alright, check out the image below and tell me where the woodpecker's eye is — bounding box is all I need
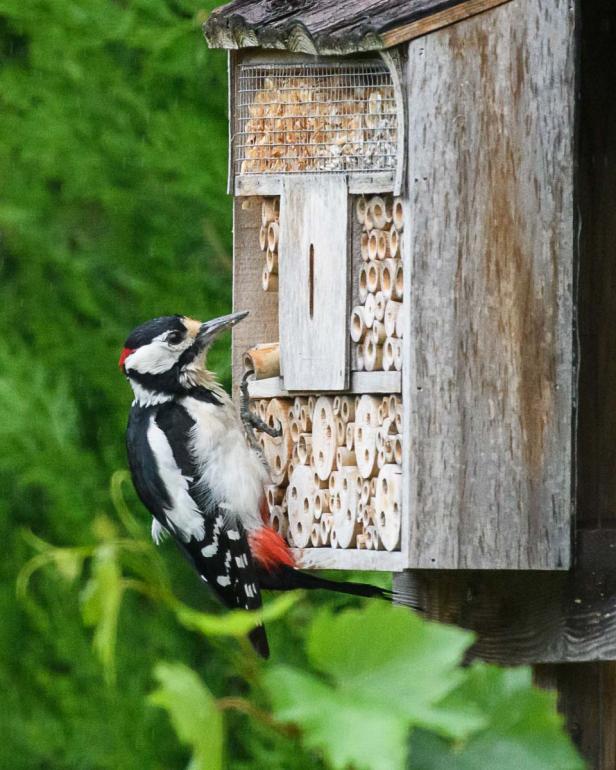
[167,331,184,345]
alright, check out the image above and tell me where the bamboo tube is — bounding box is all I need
[259,224,268,252]
[266,248,278,274]
[395,404,403,434]
[269,506,288,538]
[370,478,377,497]
[368,230,379,261]
[287,459,296,481]
[358,264,369,302]
[292,397,307,420]
[332,396,342,416]
[377,230,389,260]
[312,396,338,481]
[267,221,279,251]
[320,515,331,546]
[261,198,277,226]
[314,490,330,519]
[273,197,280,219]
[356,195,367,225]
[384,437,395,464]
[377,447,386,469]
[263,398,293,485]
[297,433,313,465]
[336,447,356,469]
[382,337,396,371]
[241,197,261,211]
[381,415,396,436]
[340,396,355,423]
[388,227,400,258]
[366,260,381,294]
[356,533,367,549]
[384,300,401,338]
[262,267,278,292]
[333,468,360,548]
[308,396,316,415]
[287,465,317,548]
[290,417,302,444]
[335,416,346,446]
[330,527,339,549]
[258,399,267,422]
[345,422,355,451]
[328,470,341,495]
[313,471,328,490]
[354,395,380,478]
[385,195,394,224]
[360,480,371,506]
[393,197,404,231]
[363,204,374,232]
[310,523,321,547]
[360,231,370,262]
[369,196,388,230]
[371,320,387,345]
[291,442,300,466]
[393,262,404,301]
[394,339,403,372]
[374,290,387,321]
[381,259,397,300]
[363,292,376,329]
[356,342,365,372]
[394,435,403,466]
[266,484,284,509]
[363,338,383,372]
[299,405,312,432]
[375,465,402,551]
[243,342,280,380]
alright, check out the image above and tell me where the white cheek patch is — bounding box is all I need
[126,341,180,375]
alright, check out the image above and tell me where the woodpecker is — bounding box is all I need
[120,312,391,658]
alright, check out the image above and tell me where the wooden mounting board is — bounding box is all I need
[247,372,402,399]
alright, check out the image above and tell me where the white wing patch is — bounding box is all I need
[147,418,205,543]
[151,518,168,545]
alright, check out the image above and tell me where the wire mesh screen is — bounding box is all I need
[234,61,398,175]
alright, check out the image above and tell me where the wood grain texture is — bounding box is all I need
[235,172,395,198]
[293,547,405,571]
[405,0,576,570]
[534,663,616,770]
[278,176,349,391]
[232,198,279,401]
[204,0,511,54]
[394,554,616,665]
[247,371,401,399]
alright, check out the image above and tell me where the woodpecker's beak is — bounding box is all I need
[195,310,249,348]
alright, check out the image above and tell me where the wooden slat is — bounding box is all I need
[381,0,512,47]
[394,561,616,665]
[231,199,279,401]
[279,176,350,391]
[534,663,616,769]
[405,0,576,570]
[234,172,395,198]
[247,371,401,398]
[293,547,405,571]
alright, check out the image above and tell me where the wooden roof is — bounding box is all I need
[204,0,512,55]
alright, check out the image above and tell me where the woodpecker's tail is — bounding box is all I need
[257,564,422,610]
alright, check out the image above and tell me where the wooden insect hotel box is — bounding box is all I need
[205,1,616,758]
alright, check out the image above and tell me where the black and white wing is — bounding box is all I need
[126,400,269,657]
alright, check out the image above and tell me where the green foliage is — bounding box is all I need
[263,604,584,770]
[150,662,224,770]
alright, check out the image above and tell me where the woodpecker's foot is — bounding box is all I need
[240,371,283,438]
[252,414,282,438]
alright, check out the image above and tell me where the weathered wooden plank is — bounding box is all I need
[247,371,402,399]
[381,0,512,47]
[294,547,405,571]
[405,0,576,570]
[279,176,350,391]
[232,199,279,401]
[534,663,616,770]
[394,554,616,665]
[205,0,513,54]
[234,173,395,197]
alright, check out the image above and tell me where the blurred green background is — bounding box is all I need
[0,3,585,769]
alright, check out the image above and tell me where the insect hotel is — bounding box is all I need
[205,0,616,762]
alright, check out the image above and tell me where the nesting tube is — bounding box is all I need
[369,196,388,230]
[262,267,278,292]
[384,300,401,338]
[364,338,383,372]
[393,198,404,231]
[267,221,279,252]
[243,342,280,380]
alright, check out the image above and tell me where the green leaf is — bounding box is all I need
[409,664,586,770]
[264,603,485,770]
[175,590,301,638]
[150,662,224,770]
[80,545,124,683]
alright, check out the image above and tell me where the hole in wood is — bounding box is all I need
[382,478,388,494]
[309,243,315,320]
[346,509,353,522]
[291,486,297,499]
[303,497,310,513]
[379,511,386,527]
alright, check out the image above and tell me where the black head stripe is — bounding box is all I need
[124,315,184,349]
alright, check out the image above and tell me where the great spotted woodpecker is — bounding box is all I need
[120,313,390,658]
